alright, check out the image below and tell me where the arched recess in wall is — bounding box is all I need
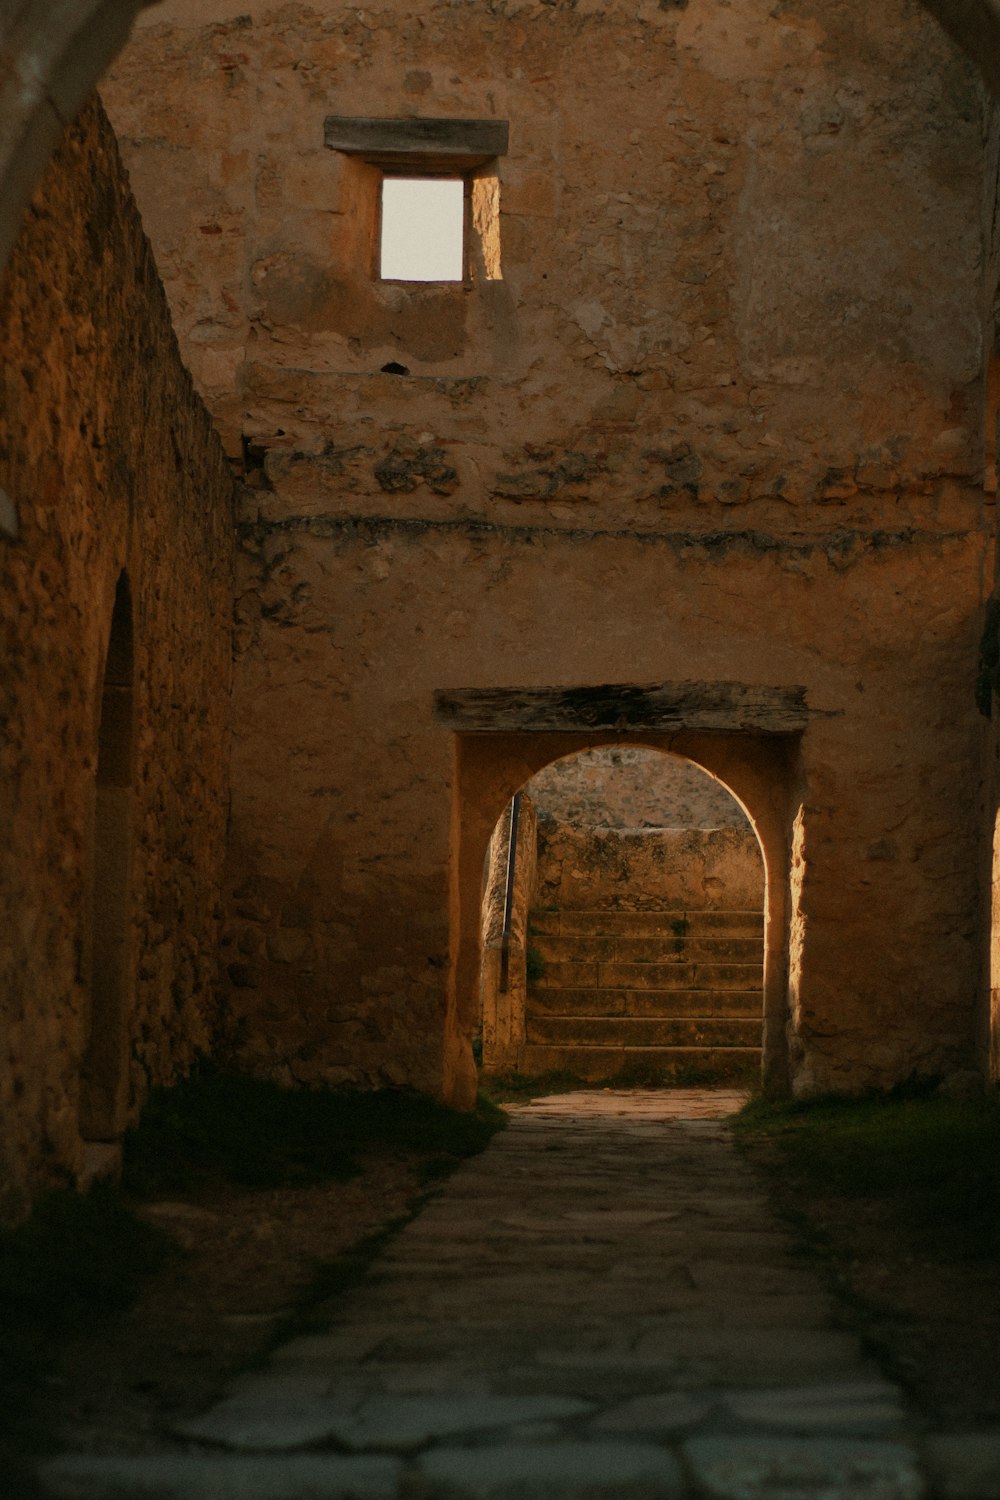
[477,745,767,1087]
[0,0,158,271]
[984,343,1000,498]
[79,570,136,1144]
[444,724,799,1111]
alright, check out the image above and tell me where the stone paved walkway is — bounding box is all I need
[39,1090,999,1499]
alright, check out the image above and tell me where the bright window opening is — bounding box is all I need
[380,176,464,282]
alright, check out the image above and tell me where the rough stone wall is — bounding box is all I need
[528,748,745,829]
[979,101,1000,1083]
[106,0,988,518]
[104,0,994,1097]
[479,793,538,1070]
[0,98,233,1213]
[535,823,764,915]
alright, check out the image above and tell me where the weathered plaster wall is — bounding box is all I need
[528,747,745,829]
[107,0,989,523]
[0,98,233,1213]
[104,0,993,1098]
[218,524,987,1098]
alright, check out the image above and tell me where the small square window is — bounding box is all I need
[380,176,465,282]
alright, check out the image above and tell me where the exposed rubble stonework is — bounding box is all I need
[534,824,764,918]
[6,0,1000,1222]
[98,0,998,1106]
[0,99,233,1214]
[528,748,747,831]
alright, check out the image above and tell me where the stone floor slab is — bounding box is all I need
[594,1392,715,1434]
[38,1454,401,1499]
[175,1392,594,1455]
[684,1436,926,1500]
[414,1441,687,1498]
[38,1091,939,1500]
[174,1396,356,1452]
[922,1433,1000,1499]
[724,1381,909,1435]
[319,1393,594,1452]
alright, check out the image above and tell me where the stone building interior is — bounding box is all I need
[6,0,1000,1218]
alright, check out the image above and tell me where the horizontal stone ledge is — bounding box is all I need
[325,115,509,168]
[238,512,979,559]
[435,681,829,733]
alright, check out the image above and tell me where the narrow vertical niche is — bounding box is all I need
[984,347,1000,498]
[79,572,135,1143]
[990,807,1000,1081]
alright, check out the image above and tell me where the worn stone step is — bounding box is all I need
[534,960,764,991]
[532,934,764,965]
[517,1043,761,1081]
[526,1016,762,1048]
[530,909,762,938]
[606,960,763,990]
[527,987,762,1019]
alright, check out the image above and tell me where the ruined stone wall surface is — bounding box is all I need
[535,821,764,914]
[527,748,745,829]
[979,103,1000,1084]
[107,0,990,517]
[480,793,537,1070]
[0,99,233,1212]
[104,0,994,1096]
[219,525,987,1096]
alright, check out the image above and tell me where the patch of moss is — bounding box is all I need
[124,1071,506,1198]
[484,1056,757,1101]
[481,1069,593,1103]
[732,1089,1000,1257]
[525,946,545,983]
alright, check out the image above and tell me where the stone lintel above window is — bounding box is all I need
[324,116,509,171]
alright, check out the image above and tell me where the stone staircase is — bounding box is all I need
[520,908,763,1082]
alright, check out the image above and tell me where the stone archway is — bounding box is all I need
[0,1,159,270]
[79,571,136,1163]
[439,684,808,1108]
[478,745,767,1086]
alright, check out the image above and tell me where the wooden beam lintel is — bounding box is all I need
[325,116,509,168]
[434,682,827,735]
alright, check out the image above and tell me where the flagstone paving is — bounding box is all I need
[38,1090,1000,1499]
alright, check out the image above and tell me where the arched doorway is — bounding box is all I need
[79,571,135,1159]
[443,717,802,1110]
[478,747,766,1086]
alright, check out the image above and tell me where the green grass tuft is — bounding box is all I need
[123,1071,506,1197]
[481,1069,593,1102]
[732,1089,1000,1258]
[483,1057,758,1101]
[0,1186,171,1336]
